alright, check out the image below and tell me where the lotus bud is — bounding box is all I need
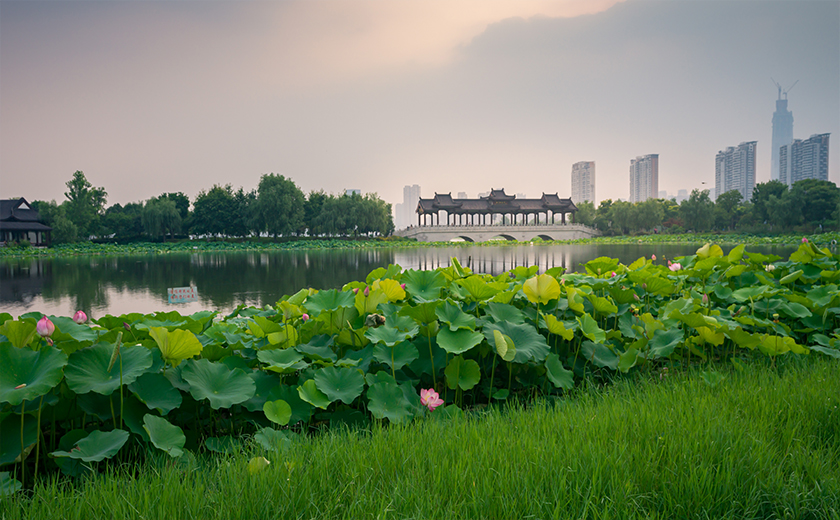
[802,237,808,243]
[14,383,26,390]
[301,313,309,322]
[765,264,776,272]
[651,254,656,261]
[73,310,88,324]
[123,322,131,331]
[353,288,359,294]
[363,286,370,297]
[702,293,709,305]
[36,316,55,337]
[611,272,616,278]
[401,283,406,290]
[633,293,640,301]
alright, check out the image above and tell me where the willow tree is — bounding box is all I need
[255,174,305,238]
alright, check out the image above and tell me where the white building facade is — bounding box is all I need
[571,161,596,204]
[629,154,659,203]
[714,141,757,202]
[779,133,831,187]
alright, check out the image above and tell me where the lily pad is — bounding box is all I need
[263,399,292,425]
[444,355,481,391]
[128,372,182,415]
[436,328,484,355]
[484,321,550,364]
[545,353,575,389]
[0,344,68,406]
[401,269,446,302]
[366,379,413,423]
[50,429,130,462]
[297,379,331,409]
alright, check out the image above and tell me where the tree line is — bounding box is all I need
[32,171,394,244]
[570,179,840,236]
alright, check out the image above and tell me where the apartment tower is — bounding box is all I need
[629,155,659,203]
[771,87,794,182]
[779,133,831,187]
[571,161,596,204]
[715,141,757,202]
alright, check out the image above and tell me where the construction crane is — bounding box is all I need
[772,78,799,100]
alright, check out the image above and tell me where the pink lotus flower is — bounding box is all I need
[802,237,808,243]
[363,286,370,297]
[353,288,359,294]
[420,388,444,411]
[400,283,406,290]
[301,313,309,322]
[651,254,656,261]
[73,310,88,324]
[36,316,55,337]
[610,272,616,277]
[702,293,709,305]
[669,263,682,271]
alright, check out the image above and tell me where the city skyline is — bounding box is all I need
[715,141,757,203]
[1,1,838,211]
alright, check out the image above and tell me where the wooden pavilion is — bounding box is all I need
[0,198,52,246]
[416,189,578,227]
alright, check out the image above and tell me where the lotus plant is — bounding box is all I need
[36,316,54,337]
[420,388,444,411]
[73,310,88,324]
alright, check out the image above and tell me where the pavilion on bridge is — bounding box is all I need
[416,189,578,227]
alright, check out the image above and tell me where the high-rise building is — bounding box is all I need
[771,87,794,181]
[676,189,688,203]
[779,133,831,187]
[571,161,596,204]
[395,184,421,229]
[629,155,659,203]
[715,141,757,202]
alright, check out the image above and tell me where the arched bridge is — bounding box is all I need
[394,223,600,242]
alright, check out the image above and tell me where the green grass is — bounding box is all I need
[3,358,838,519]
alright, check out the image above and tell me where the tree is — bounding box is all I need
[305,190,328,236]
[574,201,596,227]
[767,192,801,229]
[680,189,714,232]
[159,192,190,221]
[254,174,305,238]
[632,199,664,232]
[192,185,238,237]
[608,201,633,235]
[230,188,257,238]
[750,180,787,224]
[102,202,144,241]
[142,198,181,240]
[64,171,107,239]
[593,199,614,234]
[714,189,743,231]
[790,179,840,227]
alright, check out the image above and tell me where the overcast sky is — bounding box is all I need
[1,0,838,212]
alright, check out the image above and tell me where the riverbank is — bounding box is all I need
[2,231,838,259]
[2,358,837,519]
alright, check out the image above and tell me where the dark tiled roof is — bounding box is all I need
[0,221,52,231]
[0,198,51,230]
[416,189,577,214]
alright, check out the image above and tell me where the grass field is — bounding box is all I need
[3,357,838,519]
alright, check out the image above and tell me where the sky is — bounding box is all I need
[1,0,838,215]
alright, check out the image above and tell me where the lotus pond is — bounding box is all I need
[1,241,839,496]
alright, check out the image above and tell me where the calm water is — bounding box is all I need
[1,243,795,319]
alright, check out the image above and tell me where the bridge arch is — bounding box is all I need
[487,234,517,242]
[451,236,475,243]
[536,234,554,241]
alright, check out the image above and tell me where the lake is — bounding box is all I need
[0,243,795,319]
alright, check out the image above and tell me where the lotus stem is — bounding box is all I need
[20,399,25,489]
[110,395,117,431]
[488,354,497,403]
[427,334,436,389]
[507,362,513,395]
[391,346,396,380]
[34,396,44,483]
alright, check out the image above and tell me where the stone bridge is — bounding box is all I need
[394,224,600,242]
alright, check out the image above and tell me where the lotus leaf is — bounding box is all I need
[242,371,282,412]
[565,286,586,313]
[809,346,840,359]
[444,356,481,391]
[543,315,575,341]
[365,325,414,347]
[436,328,484,355]
[51,429,130,462]
[376,279,406,302]
[313,366,366,404]
[267,385,312,425]
[577,314,606,344]
[297,379,331,409]
[522,274,562,305]
[366,379,413,423]
[580,341,620,370]
[65,342,152,395]
[0,344,68,406]
[696,326,725,346]
[204,436,242,454]
[544,353,574,389]
[618,347,645,373]
[399,301,442,326]
[727,244,746,263]
[373,341,420,370]
[492,330,515,361]
[296,343,338,363]
[254,427,294,452]
[258,348,309,373]
[401,269,447,302]
[49,316,100,344]
[484,321,549,364]
[263,399,292,425]
[645,276,675,295]
[149,326,203,367]
[807,285,837,308]
[355,288,389,315]
[180,359,256,409]
[128,372,182,414]
[304,289,356,317]
[510,265,539,280]
[648,328,684,358]
[435,301,476,331]
[455,276,502,301]
[486,302,526,325]
[758,335,807,356]
[0,320,36,348]
[588,295,618,315]
[780,269,803,285]
[0,472,21,497]
[143,414,186,457]
[0,413,38,465]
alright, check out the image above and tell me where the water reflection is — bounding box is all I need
[1,243,795,318]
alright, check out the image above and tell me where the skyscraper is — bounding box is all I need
[571,161,596,204]
[779,133,831,187]
[397,184,421,229]
[629,155,659,203]
[771,85,794,181]
[715,141,757,202]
